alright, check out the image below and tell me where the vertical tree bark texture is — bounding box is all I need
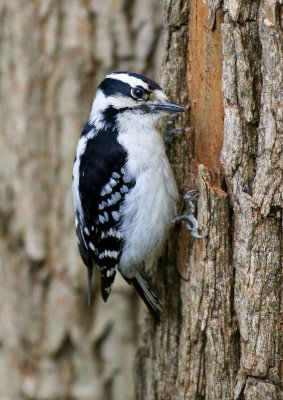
[0,1,163,399]
[135,1,282,399]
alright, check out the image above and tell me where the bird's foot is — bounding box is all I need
[164,112,184,147]
[174,190,208,239]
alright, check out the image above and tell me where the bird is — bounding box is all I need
[72,72,184,320]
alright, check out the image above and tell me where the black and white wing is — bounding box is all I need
[72,124,134,303]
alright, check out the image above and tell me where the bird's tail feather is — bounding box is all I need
[126,270,161,321]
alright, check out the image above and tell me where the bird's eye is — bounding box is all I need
[131,86,148,101]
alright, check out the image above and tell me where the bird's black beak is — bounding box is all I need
[151,101,185,113]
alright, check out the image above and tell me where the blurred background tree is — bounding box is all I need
[0,1,163,399]
[0,1,282,400]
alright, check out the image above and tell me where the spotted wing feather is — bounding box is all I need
[74,126,135,301]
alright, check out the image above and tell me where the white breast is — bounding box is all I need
[116,111,178,276]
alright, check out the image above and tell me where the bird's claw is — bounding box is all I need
[164,113,184,146]
[174,190,208,239]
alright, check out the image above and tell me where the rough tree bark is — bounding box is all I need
[0,1,163,399]
[135,1,282,400]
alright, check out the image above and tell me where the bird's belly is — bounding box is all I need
[119,158,177,274]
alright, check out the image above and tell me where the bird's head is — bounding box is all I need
[89,72,185,129]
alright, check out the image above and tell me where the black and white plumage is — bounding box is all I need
[72,72,184,319]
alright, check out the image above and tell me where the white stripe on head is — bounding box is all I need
[106,73,149,91]
[90,88,140,123]
[154,89,168,102]
[108,96,139,109]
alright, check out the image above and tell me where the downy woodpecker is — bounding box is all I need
[72,72,184,319]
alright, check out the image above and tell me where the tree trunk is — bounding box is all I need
[135,1,282,399]
[0,1,162,399]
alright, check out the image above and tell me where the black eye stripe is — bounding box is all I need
[98,78,150,102]
[99,78,132,97]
